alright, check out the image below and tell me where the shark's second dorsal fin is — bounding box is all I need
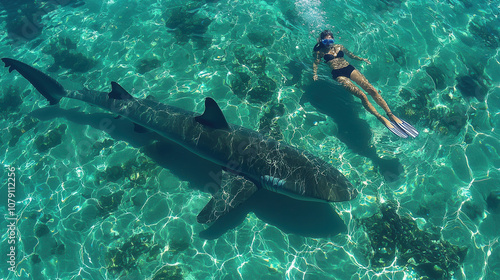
[109,82,134,100]
[195,97,230,130]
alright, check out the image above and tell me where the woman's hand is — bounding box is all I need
[363,58,371,65]
[313,74,318,81]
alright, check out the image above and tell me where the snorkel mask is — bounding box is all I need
[322,38,335,46]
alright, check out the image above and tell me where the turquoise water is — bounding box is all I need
[1,0,500,279]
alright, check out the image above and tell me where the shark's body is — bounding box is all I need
[2,58,357,223]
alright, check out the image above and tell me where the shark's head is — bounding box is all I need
[309,161,358,202]
[259,148,358,203]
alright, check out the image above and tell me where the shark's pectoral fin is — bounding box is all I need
[197,171,258,224]
[109,82,134,100]
[195,97,230,130]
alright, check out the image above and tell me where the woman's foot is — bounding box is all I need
[387,112,401,123]
[378,116,408,138]
[387,113,419,138]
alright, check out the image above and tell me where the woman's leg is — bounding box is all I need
[348,69,419,138]
[349,70,400,123]
[336,76,393,127]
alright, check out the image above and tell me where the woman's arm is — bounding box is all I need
[341,45,371,64]
[313,51,322,80]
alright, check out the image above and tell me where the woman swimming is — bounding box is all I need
[312,30,418,138]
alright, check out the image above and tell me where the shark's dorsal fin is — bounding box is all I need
[195,97,230,130]
[109,82,134,100]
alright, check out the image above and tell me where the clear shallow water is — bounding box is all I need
[0,0,499,279]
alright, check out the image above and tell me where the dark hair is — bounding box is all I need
[313,30,334,51]
[320,30,334,39]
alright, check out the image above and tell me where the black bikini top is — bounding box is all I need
[324,51,344,62]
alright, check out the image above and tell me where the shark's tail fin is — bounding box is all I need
[2,58,66,105]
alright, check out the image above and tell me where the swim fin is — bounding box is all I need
[384,121,409,138]
[394,119,419,138]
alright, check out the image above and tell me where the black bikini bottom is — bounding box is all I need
[331,65,355,79]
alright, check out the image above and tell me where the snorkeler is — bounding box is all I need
[312,30,418,138]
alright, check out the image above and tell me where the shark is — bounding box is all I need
[2,58,358,224]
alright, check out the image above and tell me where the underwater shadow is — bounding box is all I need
[301,80,403,181]
[199,189,347,240]
[31,106,348,239]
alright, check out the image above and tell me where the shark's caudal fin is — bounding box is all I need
[195,97,230,130]
[197,171,258,224]
[2,58,66,105]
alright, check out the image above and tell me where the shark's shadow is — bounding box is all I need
[301,80,403,181]
[31,106,348,239]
